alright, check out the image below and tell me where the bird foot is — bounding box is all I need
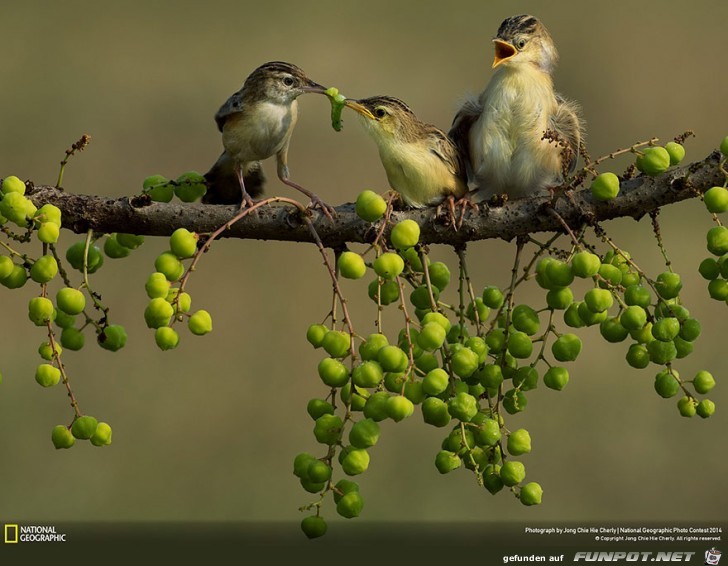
[237,192,257,213]
[438,193,479,230]
[307,195,337,222]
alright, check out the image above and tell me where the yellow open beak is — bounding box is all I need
[492,39,517,68]
[344,99,376,120]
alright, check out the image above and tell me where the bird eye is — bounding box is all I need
[516,38,527,49]
[282,76,295,87]
[375,108,386,118]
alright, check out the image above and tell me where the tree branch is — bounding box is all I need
[25,152,723,248]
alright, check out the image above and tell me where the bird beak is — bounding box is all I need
[344,99,376,120]
[492,39,517,68]
[301,80,327,94]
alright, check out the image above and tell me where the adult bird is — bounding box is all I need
[450,15,583,200]
[202,61,335,219]
[344,95,467,209]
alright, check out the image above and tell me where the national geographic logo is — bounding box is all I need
[3,524,67,543]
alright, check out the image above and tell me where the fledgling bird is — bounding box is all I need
[202,61,335,218]
[449,15,583,200]
[345,96,467,208]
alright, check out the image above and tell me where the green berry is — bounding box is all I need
[652,317,680,341]
[647,339,677,365]
[482,286,504,308]
[543,366,569,390]
[435,450,461,474]
[98,324,127,352]
[35,203,61,227]
[293,452,316,478]
[677,396,697,418]
[599,317,628,343]
[513,366,538,390]
[503,389,528,414]
[65,241,103,273]
[322,330,350,358]
[60,327,85,350]
[699,258,720,280]
[38,340,62,361]
[300,477,326,494]
[421,397,451,427]
[655,272,682,299]
[71,415,98,440]
[546,287,573,310]
[696,399,715,418]
[28,297,55,326]
[512,304,540,335]
[563,303,585,328]
[664,141,685,166]
[367,278,399,305]
[313,414,343,445]
[333,479,360,504]
[520,482,543,506]
[507,331,533,359]
[349,418,381,448]
[507,429,532,456]
[2,175,25,194]
[584,288,613,313]
[428,262,451,291]
[707,226,728,256]
[116,233,145,249]
[626,343,650,369]
[363,391,390,422]
[590,172,620,201]
[693,370,715,394]
[154,252,184,282]
[30,254,58,283]
[390,219,420,249]
[477,364,503,389]
[447,392,478,422]
[90,422,112,446]
[300,516,327,539]
[56,288,86,315]
[484,465,504,494]
[620,306,647,331]
[571,251,601,278]
[373,252,404,279]
[451,347,480,378]
[598,263,622,287]
[306,460,332,483]
[341,448,369,475]
[103,234,131,259]
[318,358,349,388]
[35,363,61,387]
[352,361,384,388]
[359,333,389,360]
[679,318,701,342]
[654,369,680,398]
[0,192,30,226]
[306,399,334,420]
[386,395,414,422]
[476,419,501,447]
[336,491,364,519]
[155,327,179,350]
[377,345,408,373]
[144,298,174,329]
[552,333,582,362]
[422,368,449,396]
[174,171,207,202]
[637,146,670,175]
[500,461,526,486]
[38,222,60,244]
[338,251,366,279]
[355,190,387,222]
[708,279,728,300]
[188,310,212,335]
[145,272,171,299]
[624,285,651,308]
[0,255,13,280]
[51,425,75,449]
[704,186,728,213]
[169,228,198,259]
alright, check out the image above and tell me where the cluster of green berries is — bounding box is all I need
[141,172,207,203]
[51,416,112,449]
[144,228,212,350]
[590,141,685,202]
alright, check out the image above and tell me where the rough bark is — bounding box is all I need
[24,152,723,248]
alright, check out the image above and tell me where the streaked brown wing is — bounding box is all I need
[551,93,583,174]
[214,89,246,132]
[427,126,466,185]
[448,96,481,179]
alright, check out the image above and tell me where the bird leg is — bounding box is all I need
[276,159,336,221]
[236,166,256,211]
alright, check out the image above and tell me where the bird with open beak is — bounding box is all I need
[450,15,583,200]
[203,61,335,219]
[344,95,467,210]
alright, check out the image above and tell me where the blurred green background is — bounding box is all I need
[0,0,726,527]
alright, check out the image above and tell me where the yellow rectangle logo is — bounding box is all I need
[4,524,19,544]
